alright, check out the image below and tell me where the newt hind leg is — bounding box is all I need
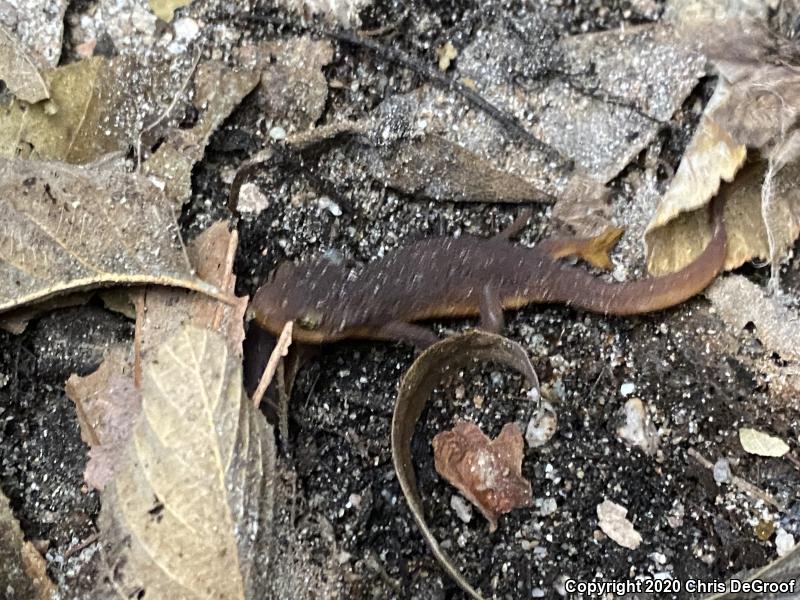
[537,226,624,270]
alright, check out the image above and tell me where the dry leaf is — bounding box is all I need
[392,331,540,600]
[739,428,790,457]
[135,221,249,358]
[0,489,55,599]
[0,56,176,163]
[286,21,702,206]
[706,274,800,363]
[97,325,275,598]
[236,37,333,133]
[0,23,49,102]
[148,0,192,21]
[0,0,66,68]
[646,23,800,276]
[142,62,262,209]
[0,158,225,315]
[597,499,642,550]
[433,421,532,532]
[65,346,139,490]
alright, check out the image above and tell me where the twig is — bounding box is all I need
[251,321,293,408]
[687,448,783,510]
[242,13,568,167]
[64,532,100,559]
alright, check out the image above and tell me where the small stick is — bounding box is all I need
[133,291,145,389]
[687,448,783,510]
[64,532,100,559]
[251,321,293,408]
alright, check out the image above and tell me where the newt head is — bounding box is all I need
[251,259,350,344]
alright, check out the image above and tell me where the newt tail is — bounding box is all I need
[252,197,727,347]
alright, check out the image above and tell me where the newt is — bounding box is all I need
[252,197,726,348]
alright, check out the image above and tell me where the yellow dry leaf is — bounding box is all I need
[148,0,193,22]
[0,56,173,163]
[98,325,275,598]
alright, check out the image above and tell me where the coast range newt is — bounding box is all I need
[252,198,726,348]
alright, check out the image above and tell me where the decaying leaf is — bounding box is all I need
[0,0,67,68]
[237,37,333,134]
[0,56,177,163]
[0,158,226,316]
[142,62,262,209]
[285,20,702,208]
[433,421,532,532]
[148,0,192,21]
[135,221,249,358]
[597,499,642,550]
[0,489,55,599]
[0,24,49,103]
[97,325,275,598]
[739,428,790,458]
[646,22,800,276]
[706,274,800,364]
[65,346,139,490]
[703,543,800,600]
[392,331,540,600]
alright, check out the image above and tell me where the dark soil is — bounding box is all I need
[1,1,798,599]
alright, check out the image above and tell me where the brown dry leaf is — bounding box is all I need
[392,331,540,600]
[0,56,176,163]
[142,62,261,209]
[135,221,249,358]
[0,23,49,103]
[645,22,800,275]
[97,325,275,599]
[0,158,226,315]
[236,37,333,133]
[64,346,139,490]
[597,499,642,550]
[0,489,55,599]
[433,421,532,532]
[148,0,192,21]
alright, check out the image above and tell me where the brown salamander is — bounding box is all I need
[252,197,726,348]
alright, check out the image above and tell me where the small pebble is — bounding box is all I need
[173,17,199,41]
[451,495,473,524]
[269,126,287,141]
[776,529,796,557]
[525,401,557,448]
[616,398,659,455]
[620,382,636,396]
[318,196,342,216]
[713,458,732,484]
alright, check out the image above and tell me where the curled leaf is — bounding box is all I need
[97,325,275,598]
[433,421,532,532]
[392,331,539,600]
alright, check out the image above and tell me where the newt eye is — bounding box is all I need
[296,309,323,330]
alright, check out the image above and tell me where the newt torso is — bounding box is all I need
[253,199,727,346]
